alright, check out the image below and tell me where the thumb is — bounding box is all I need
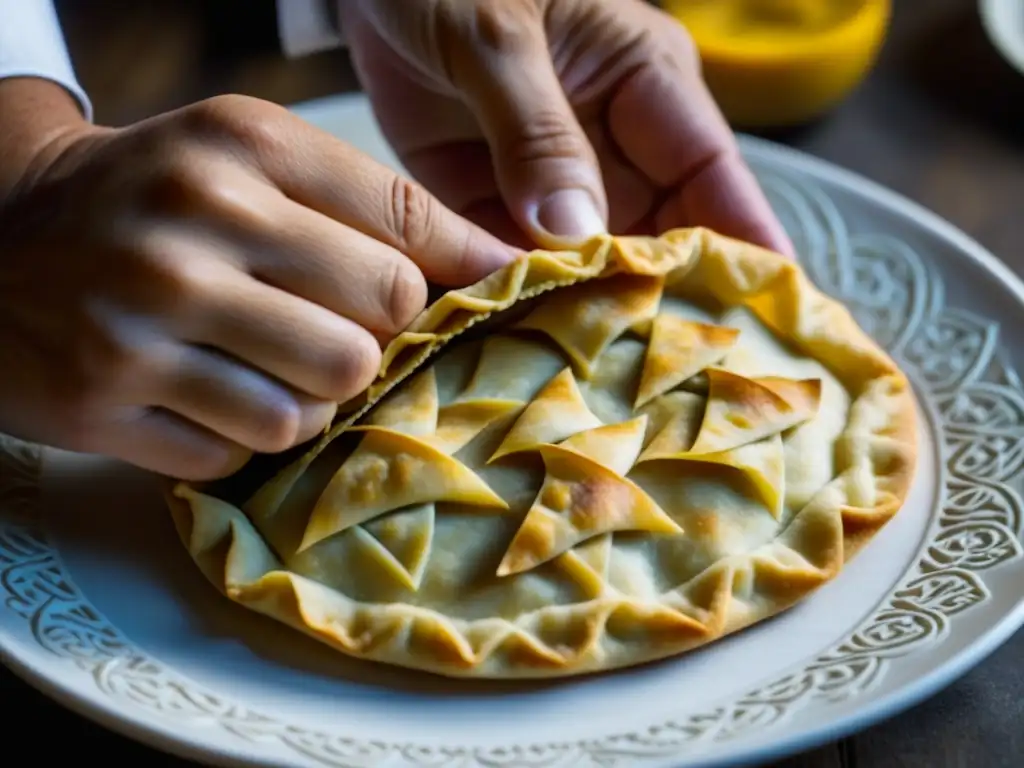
[448,6,607,246]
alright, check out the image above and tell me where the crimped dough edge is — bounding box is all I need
[163,227,918,679]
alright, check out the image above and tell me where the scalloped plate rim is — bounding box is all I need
[0,633,255,768]
[0,92,1021,768]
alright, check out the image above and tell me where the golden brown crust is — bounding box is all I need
[165,228,918,679]
[689,368,823,454]
[634,318,739,407]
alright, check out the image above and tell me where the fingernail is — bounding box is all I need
[533,189,606,241]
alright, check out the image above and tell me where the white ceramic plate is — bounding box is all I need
[2,94,1024,768]
[980,0,1024,75]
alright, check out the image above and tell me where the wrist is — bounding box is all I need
[0,77,94,201]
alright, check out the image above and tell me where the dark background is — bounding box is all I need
[2,0,1022,765]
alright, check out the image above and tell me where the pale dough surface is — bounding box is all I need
[166,229,917,679]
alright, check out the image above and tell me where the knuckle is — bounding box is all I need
[182,94,256,135]
[141,156,197,213]
[183,95,289,158]
[386,176,437,253]
[504,113,591,166]
[381,259,427,332]
[145,154,231,215]
[234,109,290,160]
[674,32,700,72]
[109,230,221,328]
[196,178,248,219]
[141,248,212,311]
[95,240,209,329]
[467,0,542,56]
[656,19,699,72]
[151,157,268,232]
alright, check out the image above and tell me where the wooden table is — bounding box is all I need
[3,0,1022,765]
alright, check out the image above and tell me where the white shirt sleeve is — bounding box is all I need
[276,0,346,58]
[0,0,92,120]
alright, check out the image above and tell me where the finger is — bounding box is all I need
[177,264,384,404]
[202,97,519,285]
[123,220,386,403]
[341,15,483,157]
[338,10,531,250]
[402,141,534,247]
[607,40,793,256]
[462,198,535,250]
[95,407,253,481]
[443,3,608,246]
[151,344,336,455]
[283,143,516,286]
[134,152,429,338]
[582,121,656,236]
[402,140,499,216]
[653,155,793,256]
[232,188,429,337]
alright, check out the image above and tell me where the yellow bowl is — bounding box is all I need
[662,0,891,128]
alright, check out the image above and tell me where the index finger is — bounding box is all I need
[606,31,794,256]
[192,96,520,286]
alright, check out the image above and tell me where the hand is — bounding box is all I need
[341,0,793,253]
[0,81,517,480]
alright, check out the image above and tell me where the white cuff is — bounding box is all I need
[277,0,347,58]
[0,0,93,121]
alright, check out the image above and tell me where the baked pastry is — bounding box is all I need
[165,228,917,679]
